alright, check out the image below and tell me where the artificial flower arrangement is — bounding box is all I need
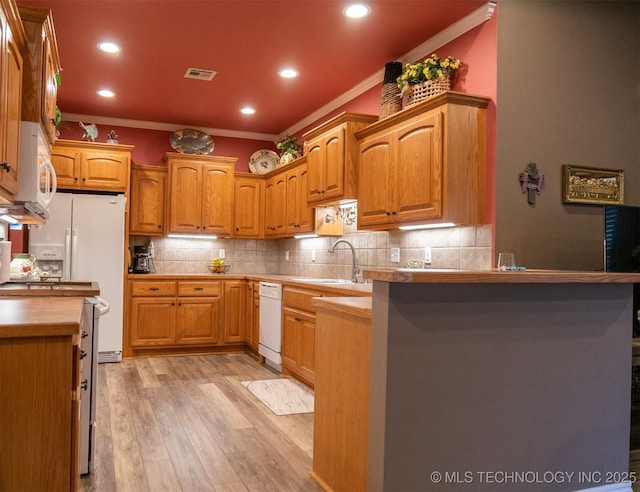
[396,53,461,97]
[275,134,303,164]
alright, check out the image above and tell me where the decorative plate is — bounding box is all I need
[170,128,215,155]
[249,149,279,174]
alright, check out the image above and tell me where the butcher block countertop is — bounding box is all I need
[0,297,85,338]
[363,268,640,283]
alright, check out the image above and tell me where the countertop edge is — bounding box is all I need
[362,268,640,284]
[313,296,372,318]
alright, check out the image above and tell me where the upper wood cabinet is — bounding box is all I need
[303,113,377,205]
[51,139,133,192]
[0,0,24,204]
[129,164,167,236]
[233,173,263,238]
[285,158,314,235]
[263,157,314,238]
[165,152,236,236]
[18,4,61,146]
[264,171,287,237]
[356,91,489,229]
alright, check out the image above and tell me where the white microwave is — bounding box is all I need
[15,121,57,214]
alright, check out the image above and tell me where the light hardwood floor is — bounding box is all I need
[80,353,321,492]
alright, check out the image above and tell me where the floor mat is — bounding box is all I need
[241,378,314,415]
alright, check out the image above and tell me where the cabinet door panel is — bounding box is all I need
[80,152,129,190]
[358,136,393,226]
[306,143,323,202]
[298,312,316,383]
[223,281,246,343]
[169,163,202,232]
[130,298,175,346]
[234,177,263,237]
[176,297,220,345]
[130,168,167,235]
[0,27,22,196]
[201,164,233,235]
[264,174,286,237]
[282,308,299,369]
[50,148,80,187]
[322,128,345,200]
[394,113,443,221]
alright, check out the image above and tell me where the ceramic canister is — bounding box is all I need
[0,241,11,283]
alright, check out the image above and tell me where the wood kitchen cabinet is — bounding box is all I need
[282,286,324,387]
[129,279,222,348]
[264,157,314,238]
[233,173,263,238]
[0,0,24,203]
[18,4,61,145]
[222,280,246,344]
[356,91,490,229]
[285,158,314,235]
[245,280,260,353]
[129,164,168,235]
[264,171,286,237]
[166,152,236,236]
[51,139,133,192]
[0,297,84,492]
[303,112,377,205]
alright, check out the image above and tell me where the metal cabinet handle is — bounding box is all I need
[81,380,88,391]
[194,287,204,291]
[80,350,87,360]
[0,162,11,173]
[149,287,159,291]
[82,331,88,338]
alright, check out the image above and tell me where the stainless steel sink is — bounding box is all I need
[290,278,354,285]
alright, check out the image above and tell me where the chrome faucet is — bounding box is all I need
[328,239,360,283]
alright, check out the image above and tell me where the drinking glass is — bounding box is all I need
[497,253,516,270]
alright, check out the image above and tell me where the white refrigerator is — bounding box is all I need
[29,193,126,362]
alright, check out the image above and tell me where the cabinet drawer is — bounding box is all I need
[131,281,177,297]
[283,287,323,313]
[178,281,221,297]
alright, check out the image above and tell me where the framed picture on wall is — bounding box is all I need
[562,165,624,205]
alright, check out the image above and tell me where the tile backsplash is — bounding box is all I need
[130,224,493,276]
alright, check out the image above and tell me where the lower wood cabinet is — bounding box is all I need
[130,279,222,348]
[282,286,325,387]
[128,278,247,355]
[245,280,260,352]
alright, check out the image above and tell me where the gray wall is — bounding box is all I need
[496,1,640,270]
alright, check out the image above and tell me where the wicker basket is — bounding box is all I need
[379,83,402,119]
[406,76,450,106]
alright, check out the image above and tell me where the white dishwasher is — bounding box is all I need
[259,281,283,371]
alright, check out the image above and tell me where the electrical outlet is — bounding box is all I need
[311,249,316,262]
[285,251,290,261]
[219,248,225,259]
[424,247,432,264]
[390,247,400,263]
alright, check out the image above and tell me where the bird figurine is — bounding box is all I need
[79,122,98,142]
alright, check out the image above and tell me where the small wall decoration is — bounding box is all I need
[562,165,624,205]
[519,162,544,205]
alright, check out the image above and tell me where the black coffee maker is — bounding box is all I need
[133,245,152,274]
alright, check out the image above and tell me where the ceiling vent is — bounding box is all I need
[184,68,216,81]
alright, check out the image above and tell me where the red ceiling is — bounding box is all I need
[20,0,487,137]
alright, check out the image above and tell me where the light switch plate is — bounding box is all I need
[219,249,225,259]
[390,247,400,263]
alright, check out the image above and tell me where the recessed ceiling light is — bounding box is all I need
[279,68,299,79]
[343,3,371,18]
[97,89,115,98]
[240,107,256,115]
[97,41,121,54]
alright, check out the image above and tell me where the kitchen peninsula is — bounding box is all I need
[358,269,640,492]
